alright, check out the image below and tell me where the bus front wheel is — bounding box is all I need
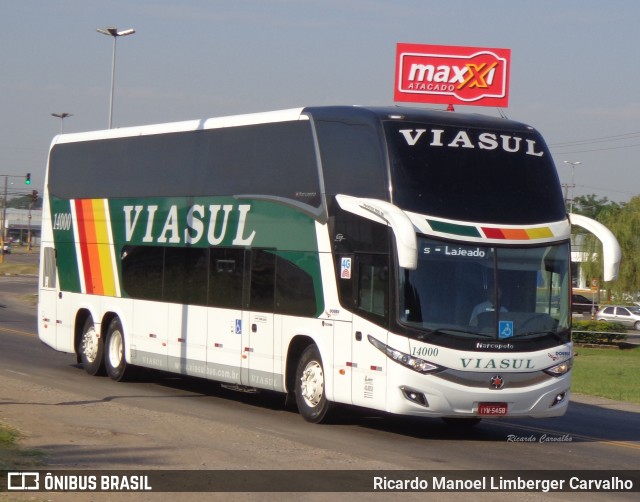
[104,317,131,381]
[295,345,332,423]
[80,316,105,376]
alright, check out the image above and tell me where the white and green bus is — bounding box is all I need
[38,106,620,424]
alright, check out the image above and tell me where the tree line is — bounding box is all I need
[6,194,43,210]
[573,194,639,302]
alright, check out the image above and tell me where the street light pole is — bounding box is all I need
[51,112,72,133]
[563,160,581,213]
[1,176,6,260]
[97,27,135,129]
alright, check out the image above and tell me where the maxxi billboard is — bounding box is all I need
[394,43,511,107]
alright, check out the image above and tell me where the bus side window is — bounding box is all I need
[121,246,164,301]
[209,248,245,309]
[275,252,320,317]
[249,249,276,312]
[163,247,209,305]
[42,247,57,288]
[356,254,389,319]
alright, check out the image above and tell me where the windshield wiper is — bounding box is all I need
[514,330,566,341]
[425,328,495,339]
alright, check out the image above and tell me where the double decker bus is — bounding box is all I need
[38,106,620,424]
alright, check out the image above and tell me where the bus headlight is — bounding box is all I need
[544,358,573,377]
[368,335,443,374]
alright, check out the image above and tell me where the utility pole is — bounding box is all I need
[28,190,38,252]
[0,176,6,264]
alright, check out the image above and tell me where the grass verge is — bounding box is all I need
[0,421,45,470]
[0,262,38,276]
[0,247,39,276]
[571,346,640,404]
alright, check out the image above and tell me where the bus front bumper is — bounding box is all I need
[386,368,571,419]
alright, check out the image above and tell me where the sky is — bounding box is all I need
[2,0,640,205]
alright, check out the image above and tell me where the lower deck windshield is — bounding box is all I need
[399,238,570,340]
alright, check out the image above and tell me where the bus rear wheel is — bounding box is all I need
[104,317,132,381]
[80,316,105,376]
[295,345,332,423]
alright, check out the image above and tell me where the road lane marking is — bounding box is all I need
[5,369,30,377]
[0,325,36,337]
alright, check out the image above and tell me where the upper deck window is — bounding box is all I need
[384,121,566,225]
[49,120,321,209]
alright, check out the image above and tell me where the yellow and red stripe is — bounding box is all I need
[481,226,554,240]
[425,217,557,241]
[74,199,118,296]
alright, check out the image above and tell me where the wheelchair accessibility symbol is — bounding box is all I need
[498,320,514,339]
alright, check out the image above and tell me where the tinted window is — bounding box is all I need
[209,248,244,309]
[275,251,319,316]
[357,253,389,318]
[384,121,566,224]
[120,245,321,316]
[49,121,321,208]
[330,202,391,254]
[163,247,209,305]
[314,119,387,199]
[121,246,164,301]
[249,250,276,312]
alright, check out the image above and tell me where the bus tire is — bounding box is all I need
[104,317,131,381]
[295,345,332,423]
[80,316,105,376]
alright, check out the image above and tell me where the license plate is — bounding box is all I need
[478,403,508,416]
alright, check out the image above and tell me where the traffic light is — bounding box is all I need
[32,190,38,202]
[25,173,31,185]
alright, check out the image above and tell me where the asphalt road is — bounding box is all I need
[0,274,639,501]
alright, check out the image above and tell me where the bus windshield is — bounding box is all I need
[399,238,571,341]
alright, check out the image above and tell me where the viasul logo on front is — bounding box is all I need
[394,43,511,107]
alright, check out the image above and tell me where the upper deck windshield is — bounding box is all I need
[399,238,571,342]
[384,120,566,224]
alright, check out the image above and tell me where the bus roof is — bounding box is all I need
[50,105,538,148]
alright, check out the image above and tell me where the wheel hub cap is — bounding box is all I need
[300,361,324,407]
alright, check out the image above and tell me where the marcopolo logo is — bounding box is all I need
[394,43,511,107]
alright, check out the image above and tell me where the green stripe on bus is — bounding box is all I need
[426,219,482,238]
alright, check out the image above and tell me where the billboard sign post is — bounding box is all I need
[394,43,511,108]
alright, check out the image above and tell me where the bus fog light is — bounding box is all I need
[401,387,429,407]
[550,391,567,407]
